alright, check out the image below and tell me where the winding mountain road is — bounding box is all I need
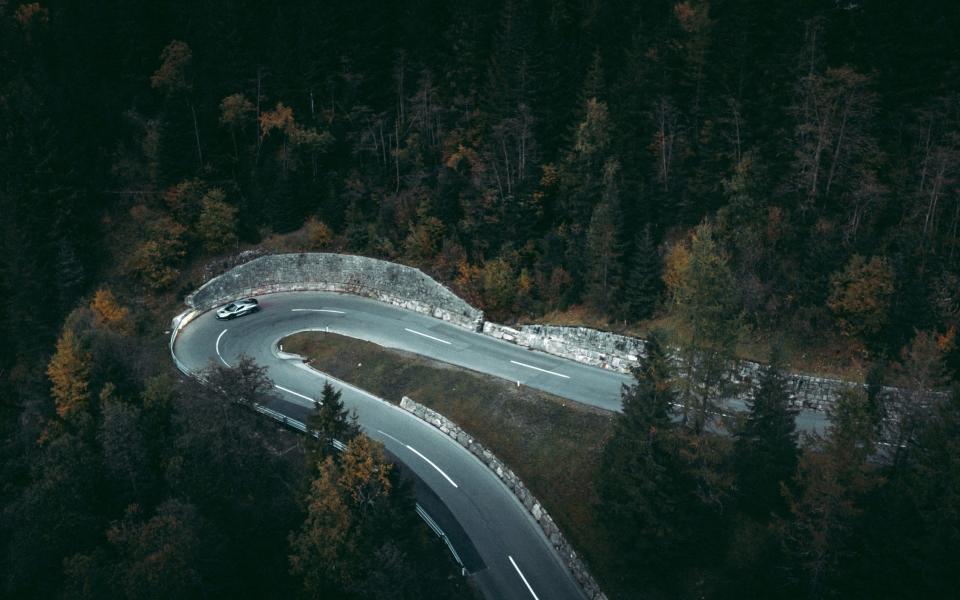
[171,290,830,600]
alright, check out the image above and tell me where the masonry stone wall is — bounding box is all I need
[483,322,646,372]
[399,396,608,600]
[483,322,869,411]
[186,252,484,330]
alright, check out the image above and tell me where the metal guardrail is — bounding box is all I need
[169,308,200,377]
[416,503,466,574]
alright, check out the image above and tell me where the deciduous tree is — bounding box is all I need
[129,217,187,291]
[89,289,131,334]
[47,328,91,420]
[195,188,238,254]
[202,354,273,408]
[667,221,741,434]
[828,254,895,342]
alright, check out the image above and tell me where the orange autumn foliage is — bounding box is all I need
[47,328,91,419]
[90,289,132,333]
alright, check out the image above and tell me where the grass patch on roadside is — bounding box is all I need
[281,331,623,596]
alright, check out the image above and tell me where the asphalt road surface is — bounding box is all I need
[172,291,830,600]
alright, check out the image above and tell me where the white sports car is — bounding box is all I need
[215,298,260,320]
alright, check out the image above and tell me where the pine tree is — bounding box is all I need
[577,48,606,110]
[597,331,699,583]
[624,224,662,320]
[307,382,359,461]
[585,159,623,311]
[733,346,799,518]
[778,387,880,599]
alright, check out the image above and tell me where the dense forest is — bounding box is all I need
[1,0,959,598]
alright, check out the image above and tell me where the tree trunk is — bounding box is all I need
[189,100,203,168]
[825,97,852,198]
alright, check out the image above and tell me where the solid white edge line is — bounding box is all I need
[291,308,346,314]
[376,429,404,446]
[405,444,459,488]
[510,360,570,379]
[404,327,452,345]
[216,328,230,367]
[274,384,315,403]
[508,555,541,600]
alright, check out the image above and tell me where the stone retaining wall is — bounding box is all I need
[484,322,868,411]
[186,252,484,330]
[483,322,645,372]
[400,396,608,600]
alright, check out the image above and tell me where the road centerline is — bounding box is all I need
[508,555,541,600]
[404,327,452,345]
[291,308,346,314]
[215,328,230,367]
[509,360,570,379]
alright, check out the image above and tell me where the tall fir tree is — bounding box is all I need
[307,381,359,462]
[733,346,799,518]
[597,331,702,587]
[585,159,623,311]
[624,223,662,320]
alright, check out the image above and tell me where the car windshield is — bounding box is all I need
[225,304,236,310]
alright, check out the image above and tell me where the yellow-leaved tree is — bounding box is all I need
[195,188,238,254]
[90,289,132,334]
[129,216,187,291]
[288,434,393,595]
[828,255,895,342]
[47,328,92,419]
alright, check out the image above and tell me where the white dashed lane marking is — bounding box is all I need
[509,360,569,379]
[404,328,452,345]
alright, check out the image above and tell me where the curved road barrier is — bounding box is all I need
[187,252,483,330]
